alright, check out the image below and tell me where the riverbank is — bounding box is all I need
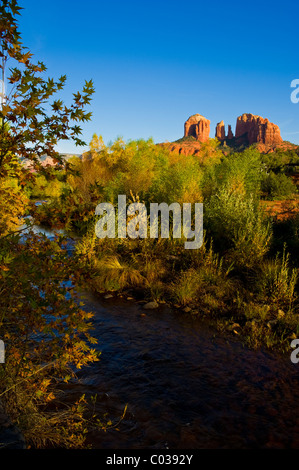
[86,286,298,356]
[2,218,299,449]
[73,231,298,356]
[27,200,299,356]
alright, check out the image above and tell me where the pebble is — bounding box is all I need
[143,301,159,310]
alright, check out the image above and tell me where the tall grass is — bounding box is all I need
[255,247,297,309]
[92,255,145,292]
[169,242,234,311]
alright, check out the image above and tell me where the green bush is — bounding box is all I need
[261,149,299,172]
[168,243,233,311]
[201,148,263,200]
[261,171,297,200]
[205,188,272,269]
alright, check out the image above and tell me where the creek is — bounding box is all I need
[25,220,299,449]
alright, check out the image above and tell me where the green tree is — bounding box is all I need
[0,1,101,447]
[0,0,94,180]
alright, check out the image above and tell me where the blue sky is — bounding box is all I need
[17,0,299,154]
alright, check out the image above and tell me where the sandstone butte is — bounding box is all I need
[235,113,282,146]
[184,114,211,142]
[160,113,296,156]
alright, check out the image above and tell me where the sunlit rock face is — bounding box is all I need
[235,113,283,146]
[215,120,225,140]
[184,114,210,142]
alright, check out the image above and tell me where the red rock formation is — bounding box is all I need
[215,120,225,140]
[215,121,234,140]
[159,141,203,156]
[235,113,282,146]
[184,114,210,142]
[157,113,289,157]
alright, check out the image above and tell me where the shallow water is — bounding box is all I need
[27,220,299,449]
[61,292,299,449]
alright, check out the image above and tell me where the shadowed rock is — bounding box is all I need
[227,125,234,139]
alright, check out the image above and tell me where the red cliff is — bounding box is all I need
[235,113,283,146]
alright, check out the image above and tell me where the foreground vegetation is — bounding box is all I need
[3,117,299,447]
[0,0,107,448]
[32,137,299,354]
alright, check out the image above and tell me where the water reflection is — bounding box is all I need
[62,294,299,449]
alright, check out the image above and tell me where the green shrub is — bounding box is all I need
[261,171,297,200]
[261,149,299,172]
[205,188,272,268]
[201,148,263,200]
[169,242,233,310]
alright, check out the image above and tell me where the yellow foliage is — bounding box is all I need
[0,178,29,235]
